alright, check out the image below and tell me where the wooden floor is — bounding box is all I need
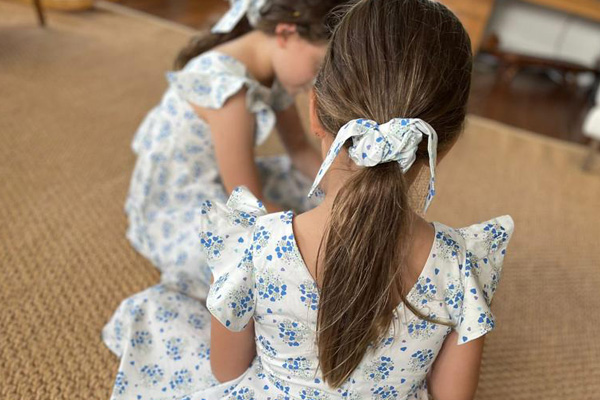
[117,0,227,30]
[116,0,594,145]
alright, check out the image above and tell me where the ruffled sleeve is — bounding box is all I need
[166,52,276,145]
[453,215,515,344]
[199,186,267,331]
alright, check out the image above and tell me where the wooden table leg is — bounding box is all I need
[33,0,46,27]
[583,139,600,171]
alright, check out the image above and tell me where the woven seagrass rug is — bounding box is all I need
[1,1,599,398]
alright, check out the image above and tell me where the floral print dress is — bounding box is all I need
[125,50,318,298]
[103,187,514,400]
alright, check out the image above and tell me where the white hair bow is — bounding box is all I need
[212,0,267,34]
[308,118,438,213]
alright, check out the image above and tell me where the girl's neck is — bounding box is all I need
[215,30,276,88]
[316,158,424,214]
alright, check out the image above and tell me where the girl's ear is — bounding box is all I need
[309,89,326,139]
[275,23,298,47]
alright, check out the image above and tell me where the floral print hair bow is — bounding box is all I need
[308,118,439,213]
[212,0,268,33]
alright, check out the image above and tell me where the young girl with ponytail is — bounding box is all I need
[191,0,514,399]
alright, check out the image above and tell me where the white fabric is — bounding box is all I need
[212,0,268,33]
[583,106,600,140]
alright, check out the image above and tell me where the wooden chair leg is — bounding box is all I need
[583,139,600,171]
[33,0,46,27]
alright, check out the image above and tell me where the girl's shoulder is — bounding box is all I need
[406,216,514,344]
[179,50,248,75]
[164,51,293,144]
[165,51,255,110]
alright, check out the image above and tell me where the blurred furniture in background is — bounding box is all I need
[440,0,496,51]
[583,86,600,169]
[465,0,600,144]
[14,0,94,11]
[32,0,45,25]
[483,0,600,75]
[521,0,600,22]
[114,0,228,30]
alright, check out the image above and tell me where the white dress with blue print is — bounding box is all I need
[125,50,319,298]
[103,186,513,400]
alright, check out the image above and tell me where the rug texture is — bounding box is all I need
[1,1,600,399]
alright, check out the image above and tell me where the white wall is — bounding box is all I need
[486,0,600,68]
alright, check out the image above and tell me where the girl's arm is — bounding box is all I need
[210,315,256,382]
[275,103,322,180]
[192,90,283,212]
[427,331,484,400]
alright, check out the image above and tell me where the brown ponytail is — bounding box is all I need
[174,0,351,70]
[313,0,473,387]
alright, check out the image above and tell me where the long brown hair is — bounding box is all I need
[313,0,473,387]
[174,0,349,70]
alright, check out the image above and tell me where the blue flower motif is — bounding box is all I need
[192,81,212,96]
[267,373,290,394]
[128,303,145,322]
[196,343,211,361]
[299,388,331,400]
[371,385,399,400]
[187,313,205,330]
[199,231,224,260]
[365,356,395,383]
[253,225,271,255]
[409,349,435,371]
[168,369,193,391]
[113,371,128,395]
[130,331,153,350]
[275,235,302,266]
[258,335,277,358]
[444,280,464,310]
[275,235,294,258]
[280,211,294,225]
[140,364,164,386]
[299,280,319,311]
[257,272,287,302]
[436,231,460,259]
[165,337,185,361]
[157,120,172,141]
[407,317,438,339]
[227,287,254,322]
[278,320,308,347]
[237,246,254,272]
[477,311,495,331]
[230,386,255,400]
[155,306,179,323]
[282,357,312,378]
[211,272,229,296]
[409,276,438,306]
[229,210,257,227]
[463,251,480,278]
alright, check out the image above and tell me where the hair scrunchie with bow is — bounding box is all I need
[212,0,268,33]
[308,118,439,213]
